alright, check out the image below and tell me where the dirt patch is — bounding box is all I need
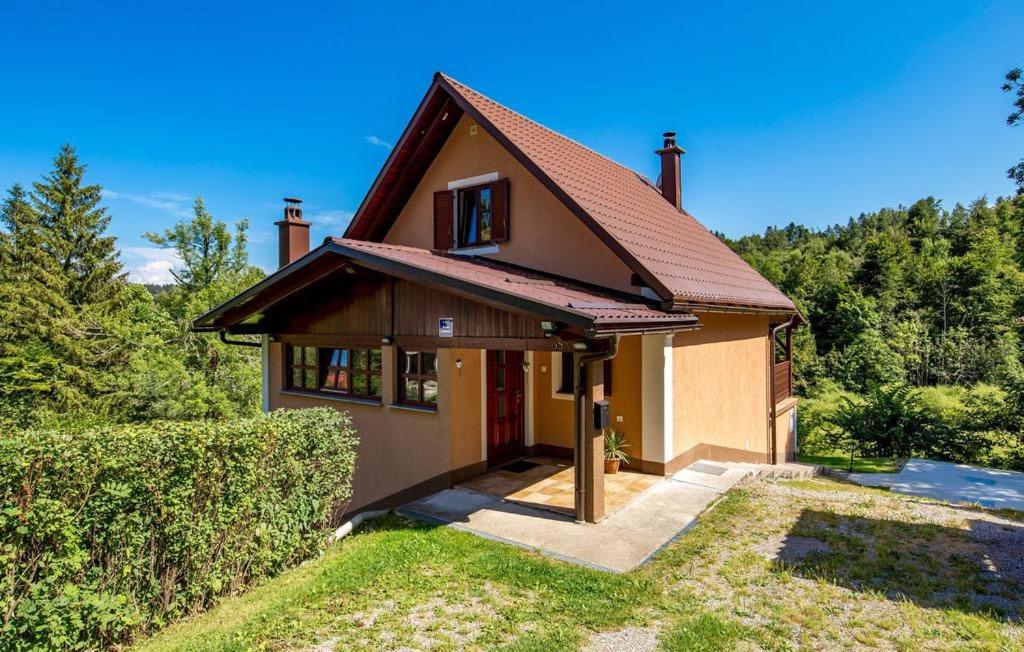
[583,625,660,652]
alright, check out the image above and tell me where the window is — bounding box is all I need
[286,345,318,391]
[398,348,438,407]
[320,348,382,399]
[284,344,382,400]
[556,352,612,396]
[451,179,508,248]
[458,185,492,246]
[557,351,574,394]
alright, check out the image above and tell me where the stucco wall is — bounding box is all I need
[383,114,636,294]
[672,312,771,462]
[530,336,644,463]
[449,348,484,471]
[268,342,482,513]
[774,397,799,462]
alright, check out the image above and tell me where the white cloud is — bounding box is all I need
[122,246,183,285]
[309,209,355,225]
[364,135,393,149]
[104,189,193,218]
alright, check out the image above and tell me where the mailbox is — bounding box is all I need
[593,400,610,430]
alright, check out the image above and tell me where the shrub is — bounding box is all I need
[0,408,357,649]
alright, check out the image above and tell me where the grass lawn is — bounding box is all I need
[797,452,904,473]
[139,478,1024,651]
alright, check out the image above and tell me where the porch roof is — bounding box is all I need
[193,238,699,335]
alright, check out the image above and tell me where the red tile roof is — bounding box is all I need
[330,238,698,329]
[435,74,796,312]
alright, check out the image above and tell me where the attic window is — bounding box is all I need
[433,178,509,250]
[458,184,493,246]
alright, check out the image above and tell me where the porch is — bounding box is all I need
[458,456,661,517]
[400,460,754,572]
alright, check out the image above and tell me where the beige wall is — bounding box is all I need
[449,348,484,471]
[672,312,771,462]
[774,397,799,462]
[384,114,637,294]
[530,336,644,463]
[268,342,484,514]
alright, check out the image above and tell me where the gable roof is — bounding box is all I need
[344,73,797,314]
[193,238,699,335]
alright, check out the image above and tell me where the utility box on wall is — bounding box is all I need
[593,400,610,430]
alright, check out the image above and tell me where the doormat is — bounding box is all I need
[688,462,727,476]
[501,460,541,473]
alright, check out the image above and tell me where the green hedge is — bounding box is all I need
[0,408,358,649]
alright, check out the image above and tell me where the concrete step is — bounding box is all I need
[701,460,822,480]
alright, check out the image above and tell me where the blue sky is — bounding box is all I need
[2,1,1022,282]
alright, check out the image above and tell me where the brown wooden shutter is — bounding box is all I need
[490,178,509,242]
[433,190,453,250]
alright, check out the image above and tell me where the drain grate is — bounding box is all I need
[688,462,727,476]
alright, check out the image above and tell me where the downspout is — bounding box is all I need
[220,330,262,348]
[768,317,797,464]
[573,334,620,523]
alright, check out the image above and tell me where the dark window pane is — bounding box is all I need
[352,349,367,370]
[403,378,420,402]
[423,380,438,404]
[459,190,479,245]
[496,350,505,364]
[496,367,505,391]
[497,395,506,418]
[403,351,418,374]
[423,352,437,374]
[352,373,367,395]
[479,188,492,241]
[369,349,382,371]
[559,351,574,394]
[323,370,338,390]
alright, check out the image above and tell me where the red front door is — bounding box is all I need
[486,350,525,467]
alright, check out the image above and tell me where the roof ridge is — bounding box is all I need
[439,73,663,189]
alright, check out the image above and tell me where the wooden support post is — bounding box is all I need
[574,353,606,523]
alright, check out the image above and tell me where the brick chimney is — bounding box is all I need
[275,197,311,268]
[656,132,685,210]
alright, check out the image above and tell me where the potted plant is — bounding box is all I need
[603,429,630,474]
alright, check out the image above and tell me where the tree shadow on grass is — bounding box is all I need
[774,509,1024,621]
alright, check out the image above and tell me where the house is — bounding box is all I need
[194,73,802,523]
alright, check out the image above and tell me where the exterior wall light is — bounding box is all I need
[455,358,463,369]
[381,336,394,345]
[521,360,531,372]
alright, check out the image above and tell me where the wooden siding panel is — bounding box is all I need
[270,268,549,343]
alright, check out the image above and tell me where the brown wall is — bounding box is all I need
[383,114,637,294]
[530,336,644,464]
[672,312,771,462]
[268,342,484,514]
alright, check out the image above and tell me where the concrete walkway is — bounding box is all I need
[398,461,751,572]
[847,458,1024,510]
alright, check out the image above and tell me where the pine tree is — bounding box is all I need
[31,143,125,307]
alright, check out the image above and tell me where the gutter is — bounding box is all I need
[572,334,620,523]
[220,331,262,348]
